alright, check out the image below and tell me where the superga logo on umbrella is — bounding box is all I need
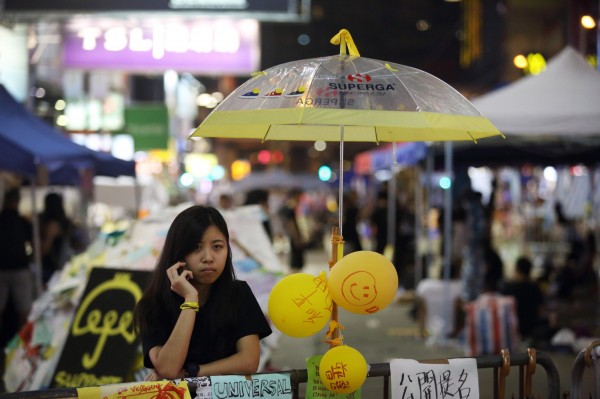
[346,73,371,83]
[329,73,396,91]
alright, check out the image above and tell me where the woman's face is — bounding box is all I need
[184,225,228,286]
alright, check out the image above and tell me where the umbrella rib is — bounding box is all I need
[389,66,423,113]
[262,127,271,143]
[298,57,332,125]
[467,131,477,144]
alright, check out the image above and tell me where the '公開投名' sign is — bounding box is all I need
[390,358,479,399]
[51,267,150,388]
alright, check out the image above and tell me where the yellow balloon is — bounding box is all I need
[319,346,368,394]
[268,273,332,338]
[328,250,398,314]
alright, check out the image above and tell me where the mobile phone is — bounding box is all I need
[178,262,191,277]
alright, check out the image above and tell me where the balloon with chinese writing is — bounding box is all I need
[328,250,398,314]
[268,272,332,338]
[319,345,368,394]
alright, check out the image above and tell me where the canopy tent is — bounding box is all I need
[48,151,137,185]
[473,46,600,138]
[0,85,136,183]
[435,46,600,168]
[0,85,95,179]
[0,84,137,294]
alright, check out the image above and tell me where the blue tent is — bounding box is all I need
[0,85,136,183]
[0,84,138,292]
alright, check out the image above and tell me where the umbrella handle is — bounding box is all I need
[330,29,360,57]
[327,226,344,348]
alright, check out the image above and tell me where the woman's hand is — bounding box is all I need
[167,261,197,300]
[145,369,160,381]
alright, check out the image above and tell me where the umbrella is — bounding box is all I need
[192,29,501,224]
[191,29,502,343]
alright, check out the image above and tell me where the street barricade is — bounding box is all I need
[0,349,561,399]
[570,340,600,398]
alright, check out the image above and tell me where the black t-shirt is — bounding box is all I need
[0,209,32,270]
[500,280,544,337]
[141,280,272,368]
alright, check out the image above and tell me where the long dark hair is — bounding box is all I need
[134,205,238,340]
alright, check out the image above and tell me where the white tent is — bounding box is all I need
[472,46,600,138]
[439,47,600,168]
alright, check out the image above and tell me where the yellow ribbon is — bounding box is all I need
[385,63,398,72]
[330,29,360,57]
[323,320,344,346]
[323,337,344,347]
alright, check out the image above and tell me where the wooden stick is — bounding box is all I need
[328,225,344,347]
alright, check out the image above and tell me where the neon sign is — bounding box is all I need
[63,19,259,73]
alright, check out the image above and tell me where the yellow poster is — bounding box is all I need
[77,380,192,399]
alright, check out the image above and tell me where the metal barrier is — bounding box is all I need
[570,340,600,398]
[0,350,561,399]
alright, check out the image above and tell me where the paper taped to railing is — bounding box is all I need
[77,380,192,399]
[189,374,293,399]
[390,358,479,399]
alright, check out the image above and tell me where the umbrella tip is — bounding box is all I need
[330,29,360,57]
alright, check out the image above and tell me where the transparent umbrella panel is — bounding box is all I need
[194,54,500,143]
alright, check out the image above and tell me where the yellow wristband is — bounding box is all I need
[180,301,200,312]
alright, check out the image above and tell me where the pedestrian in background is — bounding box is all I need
[280,188,308,272]
[500,255,545,342]
[244,189,273,242]
[342,190,362,254]
[0,188,33,338]
[39,192,75,285]
[369,187,389,255]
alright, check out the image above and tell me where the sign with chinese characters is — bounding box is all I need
[62,18,259,74]
[51,267,150,388]
[305,355,361,399]
[390,358,479,399]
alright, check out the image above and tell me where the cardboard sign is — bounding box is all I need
[305,355,361,399]
[51,267,150,388]
[184,374,292,399]
[77,380,192,399]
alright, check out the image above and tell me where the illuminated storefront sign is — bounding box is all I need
[4,0,306,22]
[63,19,259,74]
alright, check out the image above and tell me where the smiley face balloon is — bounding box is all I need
[328,250,398,314]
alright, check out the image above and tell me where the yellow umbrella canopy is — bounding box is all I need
[191,30,502,143]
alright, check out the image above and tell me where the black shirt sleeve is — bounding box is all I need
[235,280,272,341]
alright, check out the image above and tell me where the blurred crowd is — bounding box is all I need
[1,166,598,364]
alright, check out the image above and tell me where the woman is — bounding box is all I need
[134,205,272,379]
